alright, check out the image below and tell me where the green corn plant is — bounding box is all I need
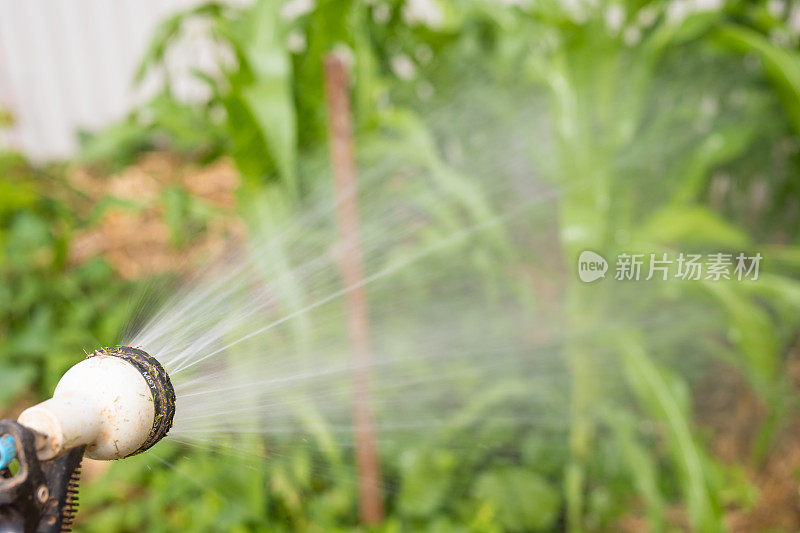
[617,331,724,531]
[492,0,800,529]
[135,0,298,196]
[518,4,727,528]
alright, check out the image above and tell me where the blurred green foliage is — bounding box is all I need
[0,153,138,404]
[4,0,800,531]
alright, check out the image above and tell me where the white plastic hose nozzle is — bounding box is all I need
[17,347,175,461]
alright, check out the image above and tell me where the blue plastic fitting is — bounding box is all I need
[0,434,16,470]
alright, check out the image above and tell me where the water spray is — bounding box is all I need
[0,346,175,532]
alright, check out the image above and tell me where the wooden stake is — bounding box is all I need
[323,52,384,525]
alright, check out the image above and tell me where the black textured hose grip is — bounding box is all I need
[88,346,175,456]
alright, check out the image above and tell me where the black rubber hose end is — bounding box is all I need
[88,346,175,456]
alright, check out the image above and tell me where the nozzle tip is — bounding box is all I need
[89,346,175,456]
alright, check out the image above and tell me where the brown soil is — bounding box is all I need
[617,355,800,533]
[697,348,800,532]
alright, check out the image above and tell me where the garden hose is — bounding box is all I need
[0,347,174,532]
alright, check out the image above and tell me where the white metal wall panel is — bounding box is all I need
[0,0,231,160]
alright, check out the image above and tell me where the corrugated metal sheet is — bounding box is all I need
[0,0,231,160]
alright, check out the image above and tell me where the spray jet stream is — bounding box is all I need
[0,346,175,532]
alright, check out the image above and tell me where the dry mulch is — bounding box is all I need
[67,152,245,279]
